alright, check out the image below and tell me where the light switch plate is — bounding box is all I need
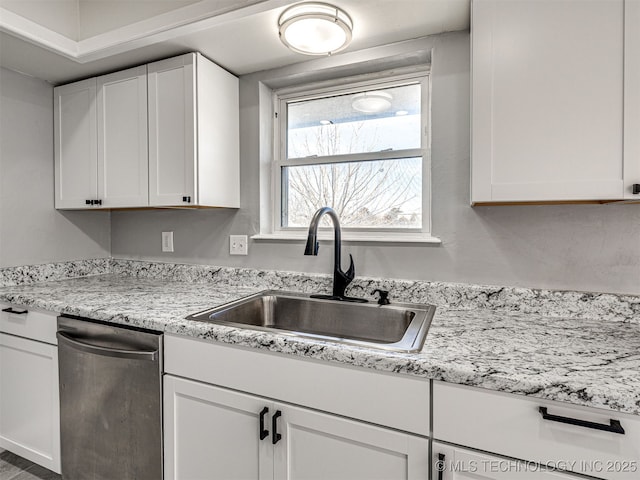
[162,231,174,252]
[230,235,248,255]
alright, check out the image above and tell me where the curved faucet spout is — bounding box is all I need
[304,207,366,302]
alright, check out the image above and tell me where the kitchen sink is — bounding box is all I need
[186,290,436,352]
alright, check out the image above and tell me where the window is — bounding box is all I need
[271,69,435,242]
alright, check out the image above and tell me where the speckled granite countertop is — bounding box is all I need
[1,272,638,417]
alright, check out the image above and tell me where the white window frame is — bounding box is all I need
[256,67,440,244]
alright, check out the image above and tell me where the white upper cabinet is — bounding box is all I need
[148,53,240,208]
[471,0,640,204]
[54,52,240,209]
[54,78,98,209]
[624,0,640,199]
[148,55,196,207]
[97,66,149,208]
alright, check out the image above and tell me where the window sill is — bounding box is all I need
[251,232,442,245]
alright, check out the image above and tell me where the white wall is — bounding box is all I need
[109,31,640,295]
[0,67,110,267]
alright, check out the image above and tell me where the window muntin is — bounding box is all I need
[275,72,429,234]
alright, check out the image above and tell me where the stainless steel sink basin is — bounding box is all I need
[186,290,436,352]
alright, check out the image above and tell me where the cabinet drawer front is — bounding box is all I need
[432,442,577,480]
[165,334,429,436]
[433,381,640,480]
[0,304,57,345]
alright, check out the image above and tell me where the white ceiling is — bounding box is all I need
[0,0,470,84]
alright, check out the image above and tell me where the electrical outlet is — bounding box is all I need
[162,231,174,252]
[230,235,248,255]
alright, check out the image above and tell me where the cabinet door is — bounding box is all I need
[432,443,577,480]
[54,78,98,209]
[624,0,640,199]
[97,65,149,207]
[274,403,429,480]
[148,54,196,207]
[0,333,60,473]
[471,0,625,203]
[164,375,273,480]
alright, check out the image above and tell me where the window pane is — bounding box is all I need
[282,158,422,228]
[287,84,421,159]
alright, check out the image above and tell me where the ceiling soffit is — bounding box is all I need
[0,0,279,63]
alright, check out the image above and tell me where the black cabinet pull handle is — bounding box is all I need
[539,407,625,434]
[633,184,640,195]
[2,307,28,315]
[272,410,282,445]
[96,199,102,206]
[86,199,91,205]
[437,453,445,480]
[259,407,269,441]
[182,196,191,203]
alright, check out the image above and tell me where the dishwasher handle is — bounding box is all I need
[57,331,158,361]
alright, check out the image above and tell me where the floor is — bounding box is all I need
[0,449,61,480]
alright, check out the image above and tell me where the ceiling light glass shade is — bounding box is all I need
[278,2,353,56]
[351,91,393,114]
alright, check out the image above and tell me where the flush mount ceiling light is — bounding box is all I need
[278,2,353,56]
[351,91,393,114]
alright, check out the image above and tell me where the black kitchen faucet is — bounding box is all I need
[304,207,367,302]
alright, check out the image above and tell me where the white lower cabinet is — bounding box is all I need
[164,375,272,479]
[0,305,60,473]
[164,374,429,480]
[275,401,428,480]
[432,443,577,480]
[433,381,640,480]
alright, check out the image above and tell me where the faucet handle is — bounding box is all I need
[344,254,355,281]
[371,289,390,305]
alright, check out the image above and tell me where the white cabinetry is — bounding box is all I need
[0,304,60,473]
[433,381,640,480]
[624,0,640,199]
[54,66,147,209]
[164,376,272,479]
[432,442,577,480]
[54,78,98,209]
[163,334,429,480]
[54,52,240,209]
[471,0,640,203]
[164,375,428,480]
[97,66,149,208]
[274,399,428,480]
[148,53,240,208]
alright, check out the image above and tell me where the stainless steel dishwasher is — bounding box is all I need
[57,315,163,480]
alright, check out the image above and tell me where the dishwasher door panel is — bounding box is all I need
[57,316,163,480]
